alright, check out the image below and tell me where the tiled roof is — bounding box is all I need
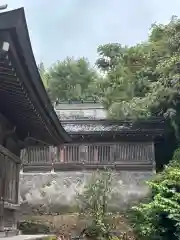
[55,108,107,120]
[61,118,167,134]
[62,123,130,132]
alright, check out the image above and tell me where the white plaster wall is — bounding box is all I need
[19,171,153,213]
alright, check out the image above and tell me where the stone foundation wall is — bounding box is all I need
[19,171,154,213]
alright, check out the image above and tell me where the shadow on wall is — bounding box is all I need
[19,171,154,214]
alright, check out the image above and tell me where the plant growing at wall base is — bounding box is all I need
[130,153,180,240]
[19,220,51,234]
[78,170,113,240]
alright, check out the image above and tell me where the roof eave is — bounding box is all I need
[0,8,71,144]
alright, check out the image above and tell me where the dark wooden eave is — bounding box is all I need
[0,8,71,145]
[62,118,170,142]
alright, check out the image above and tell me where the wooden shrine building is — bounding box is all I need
[22,101,176,173]
[1,5,176,238]
[0,8,70,235]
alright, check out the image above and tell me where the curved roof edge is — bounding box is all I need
[0,7,71,144]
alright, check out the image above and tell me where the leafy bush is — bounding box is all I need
[19,220,51,234]
[169,148,180,167]
[78,170,113,240]
[131,150,180,240]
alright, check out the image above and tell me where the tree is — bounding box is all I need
[96,43,125,72]
[47,57,101,102]
[38,62,50,89]
[96,16,180,136]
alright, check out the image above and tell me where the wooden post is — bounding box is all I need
[0,185,4,232]
[94,146,98,163]
[15,163,20,204]
[60,147,64,163]
[0,154,5,232]
[151,142,156,173]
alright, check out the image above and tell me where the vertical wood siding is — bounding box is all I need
[0,145,20,231]
[0,147,19,204]
[21,142,155,165]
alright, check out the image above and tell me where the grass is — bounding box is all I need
[22,213,135,238]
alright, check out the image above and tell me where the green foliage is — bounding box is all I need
[173,148,180,160]
[78,170,113,240]
[130,150,180,240]
[46,57,101,102]
[39,16,180,136]
[38,62,50,89]
[96,43,125,71]
[46,237,57,240]
[19,220,51,234]
[169,148,180,167]
[95,17,180,136]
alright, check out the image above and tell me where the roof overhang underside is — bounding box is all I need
[0,8,70,145]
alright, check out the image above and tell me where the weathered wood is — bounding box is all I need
[57,142,154,163]
[21,141,155,171]
[21,146,54,165]
[0,152,5,231]
[23,164,53,173]
[0,145,20,164]
[0,145,21,231]
[15,164,20,204]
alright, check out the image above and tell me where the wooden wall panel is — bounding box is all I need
[21,141,155,167]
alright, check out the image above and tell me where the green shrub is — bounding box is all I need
[170,148,180,167]
[19,220,51,234]
[78,170,113,240]
[131,152,180,240]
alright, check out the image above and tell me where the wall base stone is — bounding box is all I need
[20,171,154,214]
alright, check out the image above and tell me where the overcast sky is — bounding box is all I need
[4,0,180,67]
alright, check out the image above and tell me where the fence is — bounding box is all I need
[21,142,155,172]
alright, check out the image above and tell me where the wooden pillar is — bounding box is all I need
[15,163,20,204]
[10,162,20,232]
[0,195,4,232]
[0,181,4,232]
[109,144,113,163]
[0,154,5,232]
[60,147,64,163]
[151,142,156,173]
[94,146,98,163]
